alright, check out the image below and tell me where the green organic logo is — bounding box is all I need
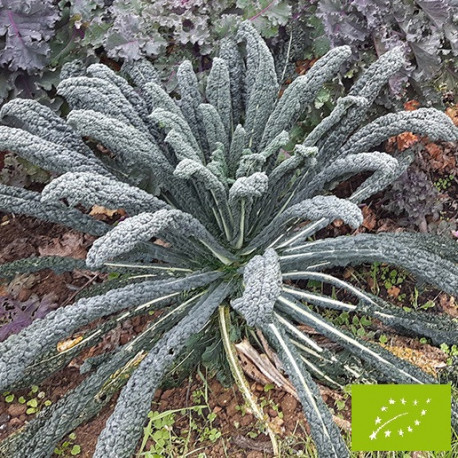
[352,384,451,451]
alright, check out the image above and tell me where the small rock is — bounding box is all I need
[8,417,22,427]
[159,399,168,410]
[131,316,142,327]
[268,408,278,418]
[216,390,233,407]
[226,398,239,417]
[0,413,10,425]
[120,333,130,345]
[246,452,264,458]
[160,389,174,400]
[239,413,253,427]
[280,394,297,415]
[7,403,27,417]
[209,379,222,395]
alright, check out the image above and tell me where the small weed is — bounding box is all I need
[235,404,247,416]
[407,287,437,312]
[54,433,82,456]
[259,397,284,420]
[440,343,458,365]
[334,311,374,339]
[138,373,224,457]
[1,384,52,417]
[434,174,455,191]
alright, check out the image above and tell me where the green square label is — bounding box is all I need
[352,384,451,451]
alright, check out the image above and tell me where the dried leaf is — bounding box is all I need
[439,293,458,318]
[361,205,376,231]
[396,132,420,151]
[235,338,296,395]
[424,142,456,172]
[38,233,87,259]
[332,218,344,228]
[295,58,317,76]
[343,267,354,279]
[89,205,118,217]
[446,105,458,126]
[57,335,83,352]
[381,343,446,377]
[404,100,420,111]
[387,286,401,298]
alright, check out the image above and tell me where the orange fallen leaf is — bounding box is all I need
[446,105,458,126]
[295,58,317,75]
[57,336,83,352]
[89,205,119,217]
[154,238,171,248]
[387,286,401,298]
[425,142,442,158]
[361,205,376,231]
[424,142,456,172]
[396,132,419,151]
[404,100,420,111]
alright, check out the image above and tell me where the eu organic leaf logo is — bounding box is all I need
[352,384,451,451]
[368,396,430,441]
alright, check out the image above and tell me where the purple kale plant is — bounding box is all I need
[0,293,58,342]
[0,0,60,101]
[0,0,95,105]
[0,0,60,72]
[384,166,443,231]
[316,0,458,100]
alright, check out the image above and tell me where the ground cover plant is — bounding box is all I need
[0,20,458,458]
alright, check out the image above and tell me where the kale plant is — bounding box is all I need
[0,0,98,105]
[316,0,458,100]
[0,0,293,102]
[83,0,293,60]
[0,0,59,72]
[0,0,59,101]
[1,22,458,458]
[384,166,443,231]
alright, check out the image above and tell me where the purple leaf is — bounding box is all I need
[0,0,60,71]
[0,293,58,342]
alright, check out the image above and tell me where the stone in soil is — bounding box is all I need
[0,413,9,426]
[7,403,27,417]
[8,418,22,428]
[216,390,233,407]
[280,393,297,415]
